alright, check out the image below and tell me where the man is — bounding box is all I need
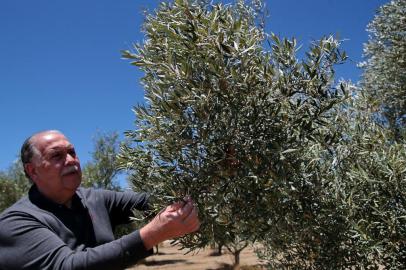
[0,130,200,270]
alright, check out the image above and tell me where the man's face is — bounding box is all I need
[27,132,82,201]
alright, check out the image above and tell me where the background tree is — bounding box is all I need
[360,0,406,141]
[82,131,122,191]
[80,131,139,238]
[335,92,406,269]
[120,0,348,268]
[338,0,406,266]
[258,88,406,269]
[0,161,31,212]
[258,0,406,267]
[259,0,406,267]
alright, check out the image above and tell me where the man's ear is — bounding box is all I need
[25,163,39,183]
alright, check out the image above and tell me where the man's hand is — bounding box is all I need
[140,198,200,250]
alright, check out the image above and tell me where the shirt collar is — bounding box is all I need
[29,185,82,212]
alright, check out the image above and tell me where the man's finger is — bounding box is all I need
[185,215,200,232]
[167,201,184,212]
[177,200,194,218]
[182,205,198,224]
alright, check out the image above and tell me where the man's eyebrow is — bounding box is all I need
[47,145,74,151]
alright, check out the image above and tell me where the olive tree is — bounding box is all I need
[258,88,406,269]
[120,0,348,268]
[342,0,406,266]
[259,0,406,265]
[360,0,406,141]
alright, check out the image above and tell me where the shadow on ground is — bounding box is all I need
[207,263,266,270]
[140,259,189,266]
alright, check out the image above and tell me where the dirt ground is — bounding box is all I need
[129,241,266,270]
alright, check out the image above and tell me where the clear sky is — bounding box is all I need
[0,0,388,173]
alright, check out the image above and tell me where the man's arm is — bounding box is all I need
[93,189,200,251]
[0,197,200,270]
[98,189,201,250]
[92,189,149,226]
[0,211,151,270]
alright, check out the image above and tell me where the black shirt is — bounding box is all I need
[0,185,153,270]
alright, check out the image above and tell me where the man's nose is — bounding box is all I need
[66,153,77,163]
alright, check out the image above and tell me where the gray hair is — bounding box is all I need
[21,130,63,181]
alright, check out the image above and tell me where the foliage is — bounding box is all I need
[259,0,406,266]
[360,0,406,141]
[0,176,19,213]
[333,91,405,269]
[344,0,406,266]
[258,90,406,269]
[0,161,31,212]
[81,131,122,191]
[120,0,348,266]
[336,94,406,268]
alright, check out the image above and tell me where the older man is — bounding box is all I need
[0,130,200,270]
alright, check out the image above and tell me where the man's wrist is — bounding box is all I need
[140,223,165,250]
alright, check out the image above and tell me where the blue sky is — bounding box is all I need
[0,0,387,176]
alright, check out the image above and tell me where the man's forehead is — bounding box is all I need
[32,132,72,150]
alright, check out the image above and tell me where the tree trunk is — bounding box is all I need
[232,250,241,270]
[218,244,223,255]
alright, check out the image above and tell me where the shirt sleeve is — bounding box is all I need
[97,189,150,226]
[0,211,153,270]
